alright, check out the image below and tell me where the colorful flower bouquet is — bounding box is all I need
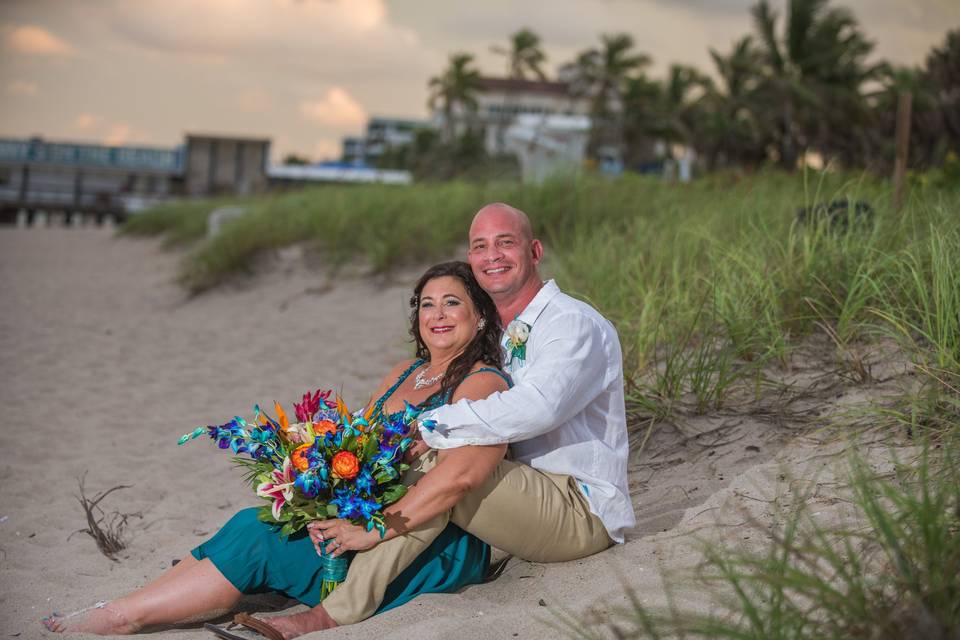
[178,389,423,597]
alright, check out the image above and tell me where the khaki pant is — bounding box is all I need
[322,451,612,624]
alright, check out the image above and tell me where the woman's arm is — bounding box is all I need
[310,370,508,553]
[383,370,507,534]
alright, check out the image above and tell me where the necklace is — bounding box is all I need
[413,364,444,390]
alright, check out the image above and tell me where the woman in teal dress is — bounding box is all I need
[43,261,510,637]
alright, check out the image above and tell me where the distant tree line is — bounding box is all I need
[415,0,958,177]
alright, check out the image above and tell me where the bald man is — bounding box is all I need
[262,203,634,636]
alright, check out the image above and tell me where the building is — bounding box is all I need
[1,132,411,226]
[268,162,412,187]
[432,76,592,156]
[0,136,185,224]
[341,136,367,165]
[183,134,270,197]
[340,117,431,166]
[504,114,591,183]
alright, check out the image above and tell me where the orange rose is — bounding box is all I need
[331,451,360,480]
[313,420,338,438]
[290,444,312,472]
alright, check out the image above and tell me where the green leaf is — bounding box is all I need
[326,503,339,517]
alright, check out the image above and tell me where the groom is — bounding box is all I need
[270,203,635,635]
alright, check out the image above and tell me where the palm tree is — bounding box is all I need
[564,33,651,162]
[701,36,766,168]
[492,28,548,81]
[621,65,712,175]
[924,29,960,158]
[489,29,549,154]
[621,72,664,166]
[750,0,881,169]
[428,53,482,143]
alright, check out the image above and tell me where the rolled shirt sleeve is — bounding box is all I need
[420,312,612,449]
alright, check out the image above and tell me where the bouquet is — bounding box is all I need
[178,389,423,596]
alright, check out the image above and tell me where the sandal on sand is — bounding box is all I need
[205,613,284,640]
[203,622,259,640]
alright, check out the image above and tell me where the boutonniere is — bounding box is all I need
[506,319,531,363]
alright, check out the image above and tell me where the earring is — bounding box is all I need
[477,318,486,331]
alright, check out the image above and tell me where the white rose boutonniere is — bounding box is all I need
[506,319,531,364]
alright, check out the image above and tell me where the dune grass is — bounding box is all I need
[570,437,960,640]
[124,170,958,427]
[124,171,959,637]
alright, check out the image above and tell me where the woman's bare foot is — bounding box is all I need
[244,605,339,640]
[41,601,141,635]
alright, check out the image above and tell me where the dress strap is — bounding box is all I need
[372,358,424,415]
[463,367,513,388]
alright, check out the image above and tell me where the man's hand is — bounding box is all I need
[404,434,431,462]
[402,421,431,462]
[307,519,382,557]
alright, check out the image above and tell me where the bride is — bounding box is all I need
[43,261,510,636]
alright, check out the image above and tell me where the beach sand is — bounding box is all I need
[0,228,901,639]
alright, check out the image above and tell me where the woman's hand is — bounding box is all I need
[307,519,382,557]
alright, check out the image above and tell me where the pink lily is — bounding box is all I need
[256,456,295,520]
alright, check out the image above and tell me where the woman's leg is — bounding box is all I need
[43,558,242,634]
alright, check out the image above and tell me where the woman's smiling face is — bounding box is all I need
[417,275,480,359]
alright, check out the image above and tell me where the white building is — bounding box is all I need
[504,114,591,183]
[433,77,592,156]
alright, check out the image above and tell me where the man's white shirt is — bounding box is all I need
[420,279,636,543]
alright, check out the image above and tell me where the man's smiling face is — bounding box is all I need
[467,205,542,300]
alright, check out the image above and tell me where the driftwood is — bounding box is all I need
[69,473,141,560]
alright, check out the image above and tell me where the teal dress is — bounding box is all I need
[191,360,510,614]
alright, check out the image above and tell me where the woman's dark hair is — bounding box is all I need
[409,261,503,402]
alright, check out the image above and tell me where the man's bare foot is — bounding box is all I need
[247,605,338,640]
[41,601,141,635]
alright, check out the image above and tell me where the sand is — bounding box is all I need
[0,227,902,639]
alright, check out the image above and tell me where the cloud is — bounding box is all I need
[312,138,341,161]
[107,0,397,57]
[5,25,74,56]
[74,113,98,129]
[104,122,136,145]
[7,80,38,96]
[299,87,367,128]
[67,114,149,145]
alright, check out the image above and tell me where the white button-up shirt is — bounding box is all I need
[420,280,636,543]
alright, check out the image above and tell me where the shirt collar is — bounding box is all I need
[515,279,560,328]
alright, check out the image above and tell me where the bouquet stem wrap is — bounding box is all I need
[319,543,349,599]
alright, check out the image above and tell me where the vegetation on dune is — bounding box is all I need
[125,170,959,638]
[570,439,960,640]
[122,171,959,416]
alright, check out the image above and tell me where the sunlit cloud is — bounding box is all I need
[7,80,39,96]
[104,122,134,145]
[70,113,150,147]
[312,138,341,162]
[107,0,395,56]
[5,25,75,56]
[74,113,98,129]
[299,87,367,128]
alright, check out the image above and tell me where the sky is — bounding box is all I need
[1,0,956,162]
